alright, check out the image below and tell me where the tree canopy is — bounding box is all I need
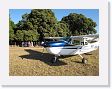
[16,9,58,41]
[61,13,97,35]
[9,18,15,41]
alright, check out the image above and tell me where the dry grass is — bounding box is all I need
[9,47,99,76]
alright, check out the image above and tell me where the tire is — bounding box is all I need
[51,56,58,63]
[82,58,88,64]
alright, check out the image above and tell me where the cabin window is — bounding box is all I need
[81,42,88,45]
[85,42,88,45]
[72,40,80,45]
[81,42,84,45]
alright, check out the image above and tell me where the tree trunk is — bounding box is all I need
[14,42,16,46]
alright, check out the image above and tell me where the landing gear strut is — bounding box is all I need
[41,47,45,56]
[51,56,58,63]
[79,54,88,64]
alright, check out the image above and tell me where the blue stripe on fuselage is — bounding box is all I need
[43,41,71,47]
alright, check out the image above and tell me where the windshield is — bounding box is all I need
[60,37,71,42]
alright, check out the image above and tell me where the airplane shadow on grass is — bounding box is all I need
[19,49,67,66]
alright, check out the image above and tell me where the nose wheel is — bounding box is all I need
[78,54,88,64]
[82,58,88,64]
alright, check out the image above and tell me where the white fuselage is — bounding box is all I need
[46,41,99,56]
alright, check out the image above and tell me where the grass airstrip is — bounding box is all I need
[9,46,99,76]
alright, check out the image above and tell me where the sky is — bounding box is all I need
[9,9,99,33]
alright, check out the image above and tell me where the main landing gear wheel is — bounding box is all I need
[51,56,58,63]
[82,58,88,64]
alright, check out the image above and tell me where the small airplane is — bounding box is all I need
[41,34,99,64]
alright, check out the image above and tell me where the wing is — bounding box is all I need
[44,37,64,40]
[70,34,99,40]
[70,34,99,39]
[44,37,68,42]
[44,34,99,42]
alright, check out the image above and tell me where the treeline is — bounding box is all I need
[9,9,97,47]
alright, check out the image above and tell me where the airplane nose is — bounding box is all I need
[41,41,44,44]
[41,41,45,46]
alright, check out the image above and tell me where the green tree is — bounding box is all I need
[23,30,39,42]
[53,22,70,37]
[15,30,24,41]
[9,29,15,41]
[16,9,57,41]
[9,18,15,42]
[61,13,97,35]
